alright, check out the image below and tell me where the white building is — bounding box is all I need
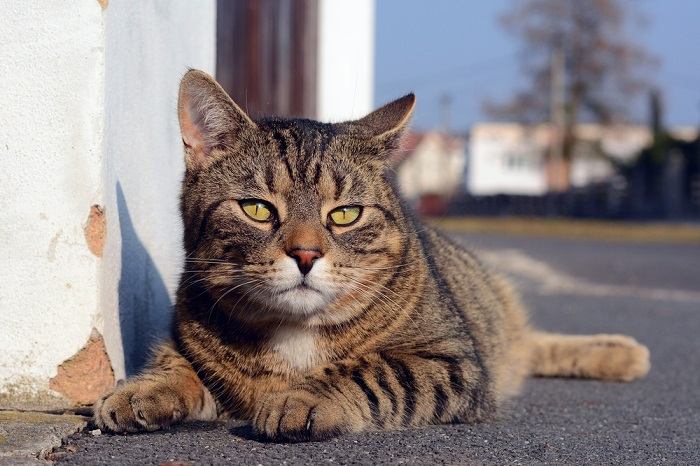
[467,124,548,196]
[397,132,467,213]
[0,0,375,409]
[467,122,698,195]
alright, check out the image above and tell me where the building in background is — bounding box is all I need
[467,122,698,196]
[467,124,549,196]
[396,132,467,215]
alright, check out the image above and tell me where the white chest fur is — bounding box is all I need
[269,327,319,371]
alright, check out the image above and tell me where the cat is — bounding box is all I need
[93,69,650,441]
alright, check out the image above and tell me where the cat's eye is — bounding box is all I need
[239,199,273,222]
[328,206,362,226]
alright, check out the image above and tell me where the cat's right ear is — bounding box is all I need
[178,69,256,170]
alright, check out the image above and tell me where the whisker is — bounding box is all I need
[206,278,261,324]
[341,273,429,343]
[338,261,418,272]
[180,269,248,274]
[183,258,232,264]
[178,269,250,291]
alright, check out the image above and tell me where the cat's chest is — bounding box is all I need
[268,327,323,371]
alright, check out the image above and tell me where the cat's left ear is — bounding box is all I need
[178,69,257,170]
[353,93,415,143]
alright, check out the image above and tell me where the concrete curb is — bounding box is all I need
[0,411,88,464]
[431,216,700,244]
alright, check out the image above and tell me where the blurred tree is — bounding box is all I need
[485,0,656,190]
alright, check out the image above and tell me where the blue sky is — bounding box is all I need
[375,0,700,131]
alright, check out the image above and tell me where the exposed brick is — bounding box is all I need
[84,205,106,257]
[49,330,115,406]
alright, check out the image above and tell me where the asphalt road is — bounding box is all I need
[58,233,700,465]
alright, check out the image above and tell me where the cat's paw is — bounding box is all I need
[587,334,651,382]
[253,389,357,442]
[93,381,187,433]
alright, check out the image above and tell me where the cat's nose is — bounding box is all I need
[287,248,323,275]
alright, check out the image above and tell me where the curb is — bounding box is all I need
[0,411,89,464]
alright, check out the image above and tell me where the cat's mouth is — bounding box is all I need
[280,282,322,294]
[270,281,331,316]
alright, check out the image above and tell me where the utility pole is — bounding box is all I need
[549,43,566,191]
[440,93,453,135]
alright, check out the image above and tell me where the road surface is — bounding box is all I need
[58,232,700,465]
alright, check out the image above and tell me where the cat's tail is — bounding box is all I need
[527,331,650,382]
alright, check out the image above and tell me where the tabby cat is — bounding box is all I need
[94,70,650,441]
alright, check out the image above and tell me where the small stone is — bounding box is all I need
[90,429,102,436]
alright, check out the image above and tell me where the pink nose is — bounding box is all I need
[288,248,323,275]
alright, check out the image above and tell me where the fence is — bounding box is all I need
[446,177,700,220]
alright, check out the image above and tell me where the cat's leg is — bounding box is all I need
[253,351,489,441]
[94,341,217,433]
[528,331,650,381]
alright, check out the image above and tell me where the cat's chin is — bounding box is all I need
[268,284,331,316]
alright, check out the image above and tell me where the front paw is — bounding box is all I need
[93,381,186,433]
[253,389,357,442]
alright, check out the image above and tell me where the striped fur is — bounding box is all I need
[94,70,650,441]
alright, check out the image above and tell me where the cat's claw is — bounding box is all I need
[253,389,354,442]
[93,382,186,433]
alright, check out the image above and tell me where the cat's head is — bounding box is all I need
[177,69,415,324]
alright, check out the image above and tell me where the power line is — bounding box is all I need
[376,53,517,90]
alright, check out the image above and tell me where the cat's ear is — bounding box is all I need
[177,69,256,169]
[354,93,416,141]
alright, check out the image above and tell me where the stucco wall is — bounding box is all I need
[0,1,105,406]
[101,0,216,378]
[0,0,216,405]
[317,0,375,122]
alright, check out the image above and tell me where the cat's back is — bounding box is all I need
[417,223,497,300]
[415,223,531,397]
[416,223,527,344]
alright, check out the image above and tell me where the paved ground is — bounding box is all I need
[0,412,86,465]
[57,233,700,465]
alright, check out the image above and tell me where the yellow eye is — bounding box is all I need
[329,206,362,226]
[240,200,273,222]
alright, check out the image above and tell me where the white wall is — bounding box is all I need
[101,0,216,378]
[468,138,548,196]
[0,0,216,404]
[468,124,548,196]
[317,0,375,122]
[398,134,467,200]
[0,1,105,405]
